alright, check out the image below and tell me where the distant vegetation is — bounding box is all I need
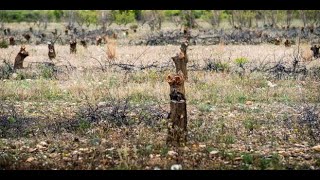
[1,10,319,29]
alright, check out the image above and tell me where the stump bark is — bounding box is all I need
[171,36,190,80]
[166,72,187,146]
[167,100,187,146]
[14,46,29,70]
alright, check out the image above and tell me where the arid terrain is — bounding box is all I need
[1,20,320,170]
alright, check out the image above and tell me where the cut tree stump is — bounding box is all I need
[171,41,189,80]
[167,100,187,146]
[166,71,185,98]
[166,71,187,146]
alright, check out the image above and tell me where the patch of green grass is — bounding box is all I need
[160,145,169,156]
[197,103,213,112]
[137,144,153,156]
[223,134,236,144]
[243,117,258,132]
[234,57,249,67]
[7,116,16,124]
[78,118,91,131]
[39,66,55,79]
[128,91,157,104]
[0,40,8,49]
[108,75,121,88]
[237,95,247,104]
[241,153,253,165]
[258,156,271,170]
[315,158,320,167]
[130,70,161,84]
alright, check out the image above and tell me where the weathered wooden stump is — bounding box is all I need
[9,37,15,46]
[69,39,77,54]
[48,42,56,60]
[80,39,87,48]
[284,39,291,47]
[14,45,29,70]
[166,71,187,146]
[171,40,189,80]
[23,33,31,42]
[96,36,102,46]
[311,45,320,58]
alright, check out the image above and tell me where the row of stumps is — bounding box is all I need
[166,29,190,147]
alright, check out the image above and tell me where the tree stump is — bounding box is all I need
[171,40,189,80]
[48,42,56,60]
[69,39,77,54]
[14,46,29,70]
[166,71,187,146]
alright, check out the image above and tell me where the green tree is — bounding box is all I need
[53,10,64,22]
[75,10,98,28]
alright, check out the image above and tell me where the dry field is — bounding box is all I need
[1,42,320,170]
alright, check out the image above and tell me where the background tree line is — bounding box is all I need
[1,10,320,30]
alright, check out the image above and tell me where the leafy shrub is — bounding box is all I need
[112,10,136,25]
[129,24,138,30]
[39,65,55,79]
[204,59,230,72]
[0,61,14,79]
[0,40,8,49]
[235,57,249,67]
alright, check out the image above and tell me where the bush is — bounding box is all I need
[0,60,14,79]
[235,57,249,67]
[204,59,230,72]
[0,40,8,49]
[112,10,136,25]
[164,10,181,17]
[129,24,138,30]
[39,65,55,79]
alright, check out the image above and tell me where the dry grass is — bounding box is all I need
[1,43,320,170]
[106,39,117,60]
[2,44,319,68]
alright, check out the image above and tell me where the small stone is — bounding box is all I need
[246,101,253,105]
[267,81,277,88]
[101,138,107,144]
[209,150,219,155]
[154,167,161,170]
[48,153,58,158]
[303,155,312,160]
[36,144,47,151]
[39,141,48,147]
[228,113,235,118]
[183,146,190,151]
[72,151,79,155]
[168,150,178,156]
[62,157,72,161]
[28,148,38,153]
[312,145,320,152]
[79,148,89,152]
[199,144,206,148]
[97,102,107,107]
[278,150,290,157]
[26,157,35,162]
[11,73,18,80]
[170,164,182,170]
